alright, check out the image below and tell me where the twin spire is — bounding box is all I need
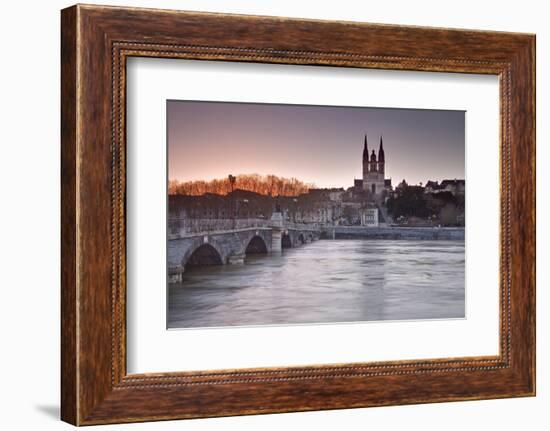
[363,134,385,163]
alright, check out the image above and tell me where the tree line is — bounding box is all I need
[168,174,315,197]
[386,184,465,226]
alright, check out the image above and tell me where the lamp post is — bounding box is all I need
[228,174,236,228]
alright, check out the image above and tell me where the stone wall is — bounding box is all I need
[326,226,465,240]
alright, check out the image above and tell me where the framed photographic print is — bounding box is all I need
[61,4,535,425]
[164,101,467,330]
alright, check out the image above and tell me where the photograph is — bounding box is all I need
[167,100,466,329]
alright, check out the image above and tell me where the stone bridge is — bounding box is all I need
[168,218,321,283]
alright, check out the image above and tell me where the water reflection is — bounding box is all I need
[168,239,465,329]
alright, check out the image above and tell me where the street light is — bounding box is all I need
[228,174,236,228]
[228,174,236,192]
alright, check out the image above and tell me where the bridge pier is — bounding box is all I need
[271,230,282,252]
[228,253,245,264]
[269,212,285,252]
[168,266,185,283]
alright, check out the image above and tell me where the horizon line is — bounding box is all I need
[169,173,465,188]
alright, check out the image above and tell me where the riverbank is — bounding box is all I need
[322,226,465,240]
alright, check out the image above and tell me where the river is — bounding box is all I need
[168,239,465,329]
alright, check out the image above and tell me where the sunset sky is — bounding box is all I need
[167,100,465,188]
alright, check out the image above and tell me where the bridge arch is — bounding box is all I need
[185,243,223,267]
[245,235,268,254]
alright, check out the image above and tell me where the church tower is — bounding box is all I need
[378,135,385,176]
[370,149,377,172]
[362,134,369,183]
[361,133,387,198]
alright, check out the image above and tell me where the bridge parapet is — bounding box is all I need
[284,221,322,232]
[169,218,269,239]
[168,217,322,239]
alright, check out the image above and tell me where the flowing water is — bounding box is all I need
[168,239,465,329]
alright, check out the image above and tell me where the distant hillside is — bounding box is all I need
[169,174,315,197]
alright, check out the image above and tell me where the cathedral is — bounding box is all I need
[362,134,392,199]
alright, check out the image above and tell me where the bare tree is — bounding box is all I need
[169,174,314,197]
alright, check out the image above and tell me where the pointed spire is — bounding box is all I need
[378,134,385,162]
[363,134,369,162]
